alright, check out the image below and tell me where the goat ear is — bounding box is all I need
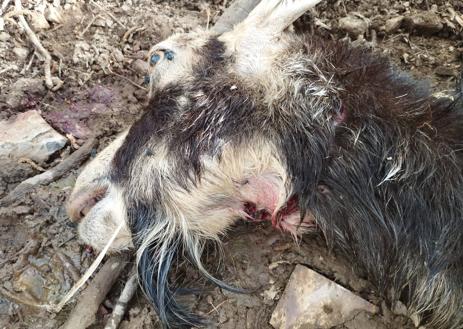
[243,0,321,33]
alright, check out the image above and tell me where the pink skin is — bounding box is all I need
[334,102,347,125]
[239,174,316,236]
[68,173,316,243]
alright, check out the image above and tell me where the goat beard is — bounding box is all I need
[130,202,247,328]
[130,190,318,327]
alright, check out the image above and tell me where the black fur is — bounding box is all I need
[112,34,463,328]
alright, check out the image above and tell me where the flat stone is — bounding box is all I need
[270,265,378,329]
[0,110,67,164]
[404,12,443,34]
[14,266,46,301]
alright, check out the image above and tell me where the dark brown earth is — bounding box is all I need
[0,0,461,328]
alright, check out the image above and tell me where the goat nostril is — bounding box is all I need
[79,197,98,218]
[68,186,108,222]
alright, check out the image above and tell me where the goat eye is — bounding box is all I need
[150,53,161,65]
[164,50,174,61]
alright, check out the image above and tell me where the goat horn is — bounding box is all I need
[212,0,261,34]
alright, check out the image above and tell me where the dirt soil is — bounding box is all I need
[0,0,461,328]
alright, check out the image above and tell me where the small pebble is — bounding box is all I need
[0,32,10,41]
[403,11,443,34]
[385,16,404,33]
[338,14,369,36]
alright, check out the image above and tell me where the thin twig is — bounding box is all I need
[207,300,228,315]
[18,157,45,172]
[21,51,36,74]
[78,14,98,38]
[13,0,63,90]
[107,66,147,91]
[122,26,138,42]
[0,137,98,207]
[122,26,145,43]
[206,7,211,30]
[104,272,138,329]
[89,0,126,29]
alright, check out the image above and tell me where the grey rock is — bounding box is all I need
[0,32,10,41]
[132,59,149,74]
[0,298,12,316]
[0,110,67,164]
[45,4,64,24]
[270,265,378,329]
[404,12,443,34]
[339,14,369,36]
[72,41,94,67]
[435,66,458,77]
[14,266,47,301]
[112,48,125,62]
[385,16,404,33]
[3,77,45,108]
[13,47,29,61]
[29,11,50,31]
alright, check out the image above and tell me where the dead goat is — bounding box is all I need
[67,0,463,328]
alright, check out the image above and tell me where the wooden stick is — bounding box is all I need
[61,255,128,329]
[0,137,98,206]
[104,272,138,329]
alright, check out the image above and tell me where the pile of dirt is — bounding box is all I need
[0,0,461,328]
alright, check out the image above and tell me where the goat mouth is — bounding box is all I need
[243,195,316,234]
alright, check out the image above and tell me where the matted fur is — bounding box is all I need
[68,1,463,328]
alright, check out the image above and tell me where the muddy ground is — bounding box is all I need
[0,0,461,328]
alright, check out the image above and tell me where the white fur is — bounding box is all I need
[69,0,323,252]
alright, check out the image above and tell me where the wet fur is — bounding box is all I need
[109,32,463,328]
